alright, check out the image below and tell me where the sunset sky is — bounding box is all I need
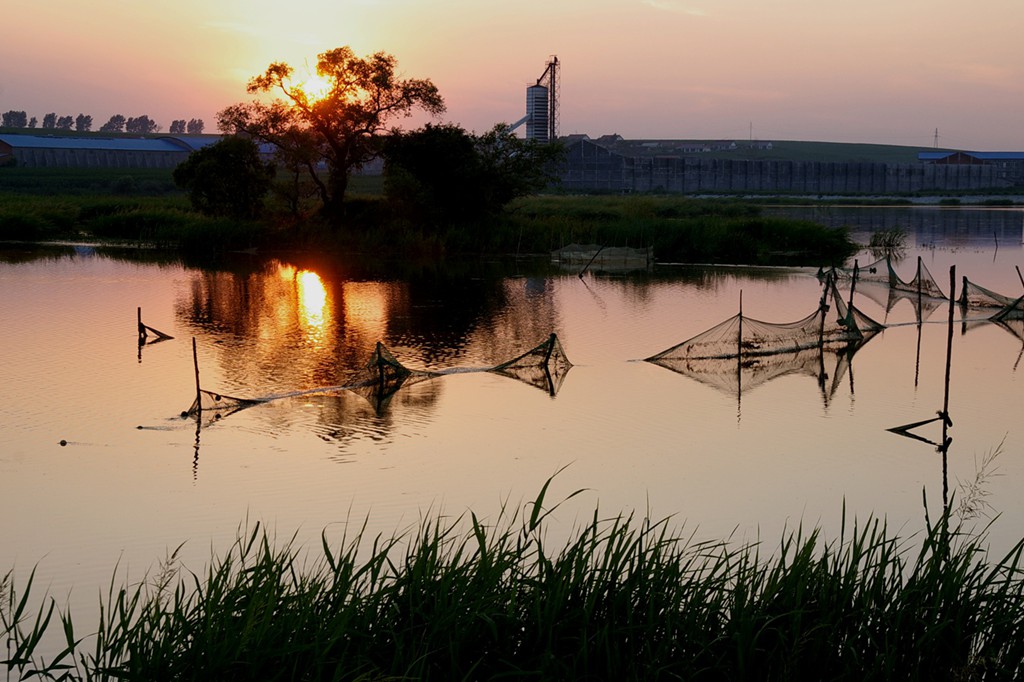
[3,0,1023,150]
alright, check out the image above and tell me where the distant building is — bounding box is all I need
[558,136,1017,193]
[919,151,1024,185]
[0,133,220,168]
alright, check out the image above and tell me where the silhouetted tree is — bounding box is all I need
[2,110,28,127]
[383,123,564,230]
[173,136,275,219]
[56,115,74,130]
[169,119,186,134]
[28,117,37,128]
[125,115,159,134]
[75,114,92,132]
[217,46,444,218]
[186,118,205,134]
[383,123,480,229]
[42,113,57,129]
[100,115,126,132]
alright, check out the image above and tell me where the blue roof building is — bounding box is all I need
[0,133,222,168]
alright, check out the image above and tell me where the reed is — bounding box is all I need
[868,226,909,259]
[4,479,1024,681]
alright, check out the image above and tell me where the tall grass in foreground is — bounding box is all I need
[4,484,1024,680]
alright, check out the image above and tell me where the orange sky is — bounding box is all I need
[3,0,1023,149]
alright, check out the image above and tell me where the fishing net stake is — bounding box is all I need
[940,265,956,509]
[192,337,202,421]
[578,245,606,279]
[886,266,956,510]
[137,306,173,345]
[737,290,743,360]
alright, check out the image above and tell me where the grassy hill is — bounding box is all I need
[716,140,945,164]
[597,138,947,164]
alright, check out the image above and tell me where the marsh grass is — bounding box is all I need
[499,195,856,265]
[867,226,908,259]
[0,192,274,255]
[4,477,1024,681]
[2,166,856,264]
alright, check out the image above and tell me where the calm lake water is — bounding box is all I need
[3,206,1024,647]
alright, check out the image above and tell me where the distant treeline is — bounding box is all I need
[1,110,203,134]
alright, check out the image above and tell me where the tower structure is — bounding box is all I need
[515,56,559,142]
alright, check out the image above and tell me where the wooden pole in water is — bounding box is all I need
[1017,265,1024,290]
[940,265,955,512]
[137,307,146,343]
[849,260,859,311]
[737,290,743,360]
[192,337,202,419]
[578,245,606,279]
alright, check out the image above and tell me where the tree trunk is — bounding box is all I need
[323,168,350,222]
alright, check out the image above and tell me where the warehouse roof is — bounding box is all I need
[919,151,1024,162]
[0,133,220,152]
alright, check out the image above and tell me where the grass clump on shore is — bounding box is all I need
[4,480,1024,681]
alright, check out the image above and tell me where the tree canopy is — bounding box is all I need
[100,115,126,133]
[126,115,159,134]
[2,111,28,127]
[383,123,564,230]
[173,137,275,220]
[217,46,445,219]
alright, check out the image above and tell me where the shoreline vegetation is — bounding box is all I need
[1,166,1018,267]
[4,481,1024,680]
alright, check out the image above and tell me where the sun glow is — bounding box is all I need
[295,73,332,103]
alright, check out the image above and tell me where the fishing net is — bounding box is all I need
[183,335,572,421]
[993,296,1024,322]
[552,244,653,271]
[185,389,267,420]
[888,256,947,301]
[825,257,950,323]
[961,311,1024,338]
[489,333,573,396]
[959,278,1021,310]
[822,256,890,285]
[646,277,882,365]
[344,342,441,410]
[650,341,864,406]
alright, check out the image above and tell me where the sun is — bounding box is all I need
[295,74,332,103]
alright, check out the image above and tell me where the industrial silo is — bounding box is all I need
[526,85,549,142]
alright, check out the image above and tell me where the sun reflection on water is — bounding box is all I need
[297,269,329,338]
